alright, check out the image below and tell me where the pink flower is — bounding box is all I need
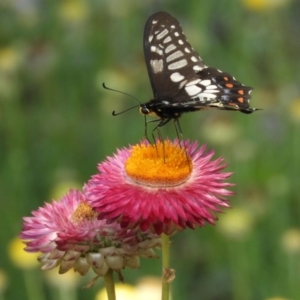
[84,139,233,235]
[20,190,161,277]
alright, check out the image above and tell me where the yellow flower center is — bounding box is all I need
[71,202,99,224]
[125,141,192,187]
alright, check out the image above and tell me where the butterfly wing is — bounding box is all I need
[144,11,206,99]
[143,11,255,113]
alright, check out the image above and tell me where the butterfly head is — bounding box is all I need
[139,99,163,118]
[139,104,157,117]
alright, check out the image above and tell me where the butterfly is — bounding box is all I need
[139,11,259,136]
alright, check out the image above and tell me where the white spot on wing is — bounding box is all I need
[191,56,198,62]
[179,79,187,89]
[170,72,185,82]
[185,79,201,86]
[149,35,154,42]
[168,59,188,70]
[165,44,176,53]
[206,85,218,89]
[178,39,184,45]
[198,93,217,99]
[156,29,169,40]
[166,50,183,62]
[185,85,202,96]
[202,89,219,94]
[163,36,172,43]
[184,47,191,53]
[151,46,163,55]
[152,19,158,24]
[174,32,179,37]
[150,59,164,73]
[200,80,212,86]
[193,65,203,71]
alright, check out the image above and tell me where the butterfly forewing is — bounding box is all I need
[144,11,206,99]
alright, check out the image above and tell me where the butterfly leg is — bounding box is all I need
[145,118,172,141]
[145,118,172,161]
[173,119,183,148]
[144,118,165,158]
[144,115,152,144]
[156,118,173,162]
[174,119,191,170]
[145,118,164,144]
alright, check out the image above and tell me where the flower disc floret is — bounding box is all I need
[125,141,191,187]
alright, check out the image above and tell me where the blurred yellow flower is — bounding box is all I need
[289,98,300,123]
[44,267,81,289]
[218,208,254,240]
[136,277,165,300]
[0,46,23,99]
[242,0,290,11]
[0,47,21,73]
[0,269,8,294]
[50,179,81,200]
[96,283,138,300]
[8,237,39,269]
[281,228,300,255]
[59,0,89,22]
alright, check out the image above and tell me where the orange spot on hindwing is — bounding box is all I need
[225,83,234,88]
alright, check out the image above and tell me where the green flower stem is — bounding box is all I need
[24,270,46,300]
[161,233,170,300]
[104,269,116,300]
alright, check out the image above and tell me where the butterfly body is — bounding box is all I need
[141,11,258,128]
[140,96,199,120]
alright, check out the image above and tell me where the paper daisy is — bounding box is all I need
[20,189,161,277]
[84,139,233,235]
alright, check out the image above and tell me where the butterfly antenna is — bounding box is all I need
[144,116,152,144]
[102,83,141,116]
[112,105,140,116]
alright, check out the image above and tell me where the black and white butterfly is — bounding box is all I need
[139,11,259,135]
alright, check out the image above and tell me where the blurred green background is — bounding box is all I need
[1,0,300,299]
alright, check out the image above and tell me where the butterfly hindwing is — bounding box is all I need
[192,67,253,113]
